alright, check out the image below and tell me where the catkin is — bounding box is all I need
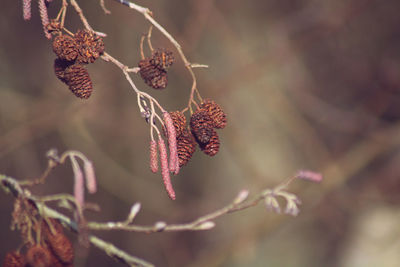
[163,112,179,174]
[150,140,158,173]
[158,138,176,200]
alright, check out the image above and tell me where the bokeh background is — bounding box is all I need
[2,0,400,266]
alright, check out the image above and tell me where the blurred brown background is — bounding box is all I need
[2,0,400,266]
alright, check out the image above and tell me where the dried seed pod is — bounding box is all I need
[200,99,227,129]
[74,29,105,64]
[64,64,93,99]
[2,251,25,267]
[177,129,197,167]
[190,109,214,144]
[138,59,168,89]
[150,48,174,70]
[200,130,220,156]
[169,111,186,137]
[52,35,78,62]
[41,218,64,237]
[53,58,73,84]
[45,231,74,264]
[26,245,52,267]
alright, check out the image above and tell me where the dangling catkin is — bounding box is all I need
[150,140,158,173]
[158,138,176,200]
[163,112,179,174]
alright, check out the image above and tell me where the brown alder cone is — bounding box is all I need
[200,99,227,129]
[74,29,105,64]
[42,219,74,266]
[138,59,168,89]
[47,251,65,267]
[26,245,52,267]
[40,220,67,267]
[150,48,174,70]
[2,251,25,267]
[169,111,186,137]
[177,129,197,167]
[200,129,220,156]
[52,35,78,62]
[190,109,214,144]
[53,58,73,84]
[64,64,93,99]
[44,230,74,265]
[41,218,64,237]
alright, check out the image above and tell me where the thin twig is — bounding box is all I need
[111,0,206,113]
[70,0,93,31]
[99,0,111,14]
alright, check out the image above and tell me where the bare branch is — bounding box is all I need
[0,175,153,267]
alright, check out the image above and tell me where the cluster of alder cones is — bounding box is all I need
[138,48,174,89]
[169,99,227,168]
[52,28,105,99]
[3,197,74,267]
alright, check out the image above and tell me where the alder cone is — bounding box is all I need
[190,109,214,144]
[45,231,74,265]
[74,29,105,64]
[169,111,186,137]
[41,218,64,237]
[53,58,73,83]
[2,251,25,267]
[138,59,168,89]
[177,129,197,167]
[47,252,65,267]
[200,130,220,156]
[150,48,174,70]
[64,64,93,99]
[26,245,52,267]
[52,35,78,62]
[200,99,227,129]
